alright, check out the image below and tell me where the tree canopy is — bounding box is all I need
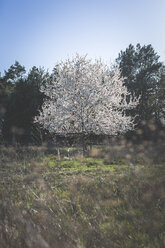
[0,44,164,144]
[35,54,138,138]
[116,43,163,124]
[2,66,48,143]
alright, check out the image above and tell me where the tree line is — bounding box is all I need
[0,43,164,144]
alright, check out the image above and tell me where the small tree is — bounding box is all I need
[35,54,138,151]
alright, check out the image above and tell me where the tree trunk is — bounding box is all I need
[82,133,87,156]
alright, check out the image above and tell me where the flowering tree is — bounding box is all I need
[35,54,138,147]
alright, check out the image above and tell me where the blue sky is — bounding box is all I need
[0,0,165,73]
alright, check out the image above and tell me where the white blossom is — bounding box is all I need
[35,54,139,136]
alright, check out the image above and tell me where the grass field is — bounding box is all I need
[0,144,165,248]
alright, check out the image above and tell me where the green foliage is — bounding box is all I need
[0,71,15,140]
[2,66,49,143]
[0,61,26,142]
[3,61,26,83]
[153,73,165,124]
[116,43,163,125]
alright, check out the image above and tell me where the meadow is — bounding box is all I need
[0,140,164,248]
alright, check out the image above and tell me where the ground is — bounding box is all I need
[0,145,165,248]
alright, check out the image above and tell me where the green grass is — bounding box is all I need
[0,146,165,248]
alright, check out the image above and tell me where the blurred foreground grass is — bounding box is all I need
[0,144,165,248]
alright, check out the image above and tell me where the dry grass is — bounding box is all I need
[0,142,165,248]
